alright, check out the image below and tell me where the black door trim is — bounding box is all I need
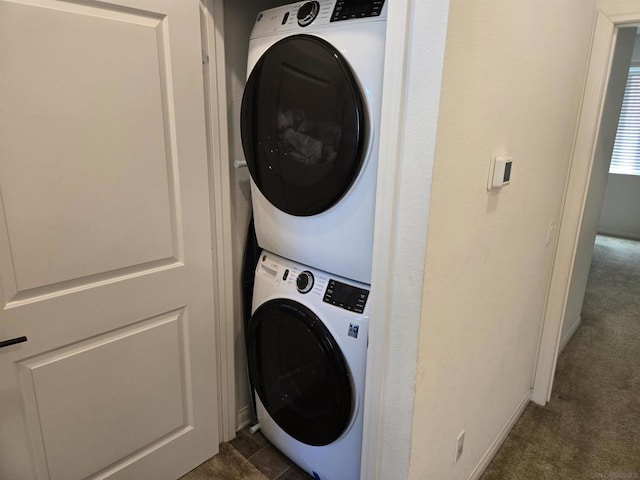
[247,298,353,446]
[241,34,366,217]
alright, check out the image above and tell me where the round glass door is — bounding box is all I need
[241,34,366,216]
[247,299,353,446]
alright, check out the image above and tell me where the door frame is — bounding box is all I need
[361,0,450,479]
[532,2,640,404]
[200,0,237,442]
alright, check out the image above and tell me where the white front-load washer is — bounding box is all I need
[241,0,387,284]
[246,250,369,480]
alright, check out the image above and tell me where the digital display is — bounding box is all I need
[323,279,369,313]
[331,0,385,22]
[341,0,380,5]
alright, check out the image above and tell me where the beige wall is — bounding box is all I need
[408,1,596,478]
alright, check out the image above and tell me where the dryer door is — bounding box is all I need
[247,299,353,446]
[241,34,366,217]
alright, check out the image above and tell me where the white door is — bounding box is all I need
[0,1,219,479]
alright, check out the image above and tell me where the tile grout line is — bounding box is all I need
[244,441,289,479]
[272,466,289,480]
[246,442,269,462]
[236,430,306,480]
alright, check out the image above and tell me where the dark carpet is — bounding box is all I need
[481,235,640,479]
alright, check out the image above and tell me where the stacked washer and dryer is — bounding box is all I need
[240,2,386,479]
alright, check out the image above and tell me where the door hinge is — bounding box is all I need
[202,52,210,65]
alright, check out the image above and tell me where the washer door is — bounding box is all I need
[241,34,366,217]
[247,299,353,446]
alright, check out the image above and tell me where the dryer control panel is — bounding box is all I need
[251,0,387,39]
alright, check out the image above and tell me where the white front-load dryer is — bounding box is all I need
[246,250,369,480]
[241,0,387,284]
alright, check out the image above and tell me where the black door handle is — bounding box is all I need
[0,336,28,349]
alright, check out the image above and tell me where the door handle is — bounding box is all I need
[0,336,27,349]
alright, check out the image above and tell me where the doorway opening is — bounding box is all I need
[534,12,640,405]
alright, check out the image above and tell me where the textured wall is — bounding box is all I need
[371,0,450,478]
[408,1,596,479]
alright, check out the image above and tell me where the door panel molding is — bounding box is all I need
[2,259,183,310]
[0,0,185,293]
[16,308,192,480]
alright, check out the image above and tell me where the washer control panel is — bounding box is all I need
[331,0,386,22]
[296,270,315,293]
[257,251,370,314]
[297,1,320,26]
[323,279,369,313]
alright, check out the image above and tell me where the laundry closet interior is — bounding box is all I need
[222,2,387,479]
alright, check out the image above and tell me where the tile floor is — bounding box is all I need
[230,427,314,480]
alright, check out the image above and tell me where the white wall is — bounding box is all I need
[366,0,450,478]
[222,0,284,429]
[561,27,636,347]
[406,2,596,479]
[598,174,640,239]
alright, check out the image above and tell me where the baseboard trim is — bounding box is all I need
[559,315,582,352]
[597,231,640,241]
[236,405,252,432]
[468,389,531,480]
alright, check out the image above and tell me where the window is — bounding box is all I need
[610,65,640,176]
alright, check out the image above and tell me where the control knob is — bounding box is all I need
[296,271,314,294]
[297,1,320,27]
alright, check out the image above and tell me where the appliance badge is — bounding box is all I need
[348,323,359,339]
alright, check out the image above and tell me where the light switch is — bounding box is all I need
[489,155,513,190]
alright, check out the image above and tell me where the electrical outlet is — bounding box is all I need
[455,430,465,463]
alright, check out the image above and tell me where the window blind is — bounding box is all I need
[610,66,640,176]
